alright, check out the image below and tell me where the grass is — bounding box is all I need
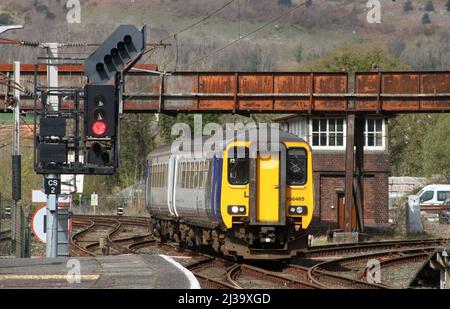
[0,114,34,125]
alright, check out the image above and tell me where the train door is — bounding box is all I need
[167,156,177,216]
[256,152,280,223]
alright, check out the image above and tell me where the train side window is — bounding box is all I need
[182,163,185,188]
[187,162,192,189]
[163,164,167,187]
[203,161,210,188]
[228,147,250,185]
[156,165,159,187]
[157,165,161,187]
[198,161,205,189]
[287,148,307,186]
[158,165,161,187]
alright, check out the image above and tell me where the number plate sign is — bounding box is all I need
[44,178,61,195]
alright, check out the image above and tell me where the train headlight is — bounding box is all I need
[228,206,247,215]
[289,206,308,215]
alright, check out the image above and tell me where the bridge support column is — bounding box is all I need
[344,113,365,233]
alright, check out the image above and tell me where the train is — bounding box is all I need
[144,128,314,259]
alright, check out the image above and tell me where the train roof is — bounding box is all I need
[147,128,307,159]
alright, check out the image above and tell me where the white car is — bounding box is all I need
[417,184,450,205]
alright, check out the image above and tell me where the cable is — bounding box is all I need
[182,0,307,69]
[160,0,236,42]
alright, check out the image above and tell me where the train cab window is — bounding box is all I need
[287,148,307,186]
[228,147,250,185]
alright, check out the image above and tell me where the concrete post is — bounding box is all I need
[406,195,423,234]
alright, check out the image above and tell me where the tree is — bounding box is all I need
[389,115,439,177]
[403,0,414,12]
[425,1,435,12]
[447,0,450,11]
[422,13,431,24]
[303,43,408,72]
[421,115,450,181]
[305,0,313,7]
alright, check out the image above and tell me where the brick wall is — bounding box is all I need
[312,151,390,228]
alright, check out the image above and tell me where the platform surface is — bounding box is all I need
[0,254,199,289]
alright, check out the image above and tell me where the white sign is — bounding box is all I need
[31,206,72,244]
[32,190,72,205]
[61,154,85,194]
[91,193,98,207]
[32,206,47,243]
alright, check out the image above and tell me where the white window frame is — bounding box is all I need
[309,118,347,151]
[364,118,386,151]
[308,118,386,151]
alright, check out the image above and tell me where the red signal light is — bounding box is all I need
[92,121,107,136]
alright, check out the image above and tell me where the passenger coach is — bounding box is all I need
[145,129,314,259]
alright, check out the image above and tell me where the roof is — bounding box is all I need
[147,128,307,159]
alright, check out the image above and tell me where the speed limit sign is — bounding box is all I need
[44,178,61,195]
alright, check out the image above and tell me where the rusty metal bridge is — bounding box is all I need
[1,64,450,233]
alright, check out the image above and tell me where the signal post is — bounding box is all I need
[33,25,146,256]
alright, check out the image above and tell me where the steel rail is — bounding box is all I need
[306,247,437,289]
[302,238,450,258]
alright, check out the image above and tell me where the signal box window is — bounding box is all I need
[312,119,344,148]
[420,191,434,203]
[287,148,307,186]
[228,147,250,185]
[366,119,384,148]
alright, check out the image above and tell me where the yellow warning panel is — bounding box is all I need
[257,153,280,223]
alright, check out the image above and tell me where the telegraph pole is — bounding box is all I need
[0,25,24,258]
[12,61,22,258]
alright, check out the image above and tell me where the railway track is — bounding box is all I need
[302,238,450,258]
[305,247,437,289]
[70,215,152,257]
[69,215,446,289]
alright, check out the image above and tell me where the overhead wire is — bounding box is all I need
[182,0,308,69]
[160,0,236,42]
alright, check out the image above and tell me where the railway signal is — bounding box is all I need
[84,84,117,167]
[4,207,11,217]
[84,84,117,139]
[84,25,146,85]
[88,142,111,166]
[117,207,124,216]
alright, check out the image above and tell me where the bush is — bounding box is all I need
[0,13,14,25]
[422,13,431,24]
[425,1,435,12]
[46,12,56,20]
[36,4,49,13]
[403,0,414,12]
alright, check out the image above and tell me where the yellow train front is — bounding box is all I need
[145,129,314,260]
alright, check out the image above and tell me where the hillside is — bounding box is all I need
[0,0,449,70]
